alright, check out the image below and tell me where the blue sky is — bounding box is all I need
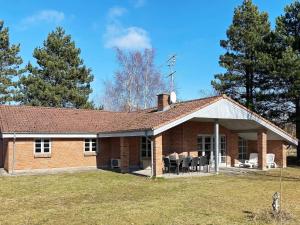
[0,0,294,105]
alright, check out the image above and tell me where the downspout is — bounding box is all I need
[12,132,16,175]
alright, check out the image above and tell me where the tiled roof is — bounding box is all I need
[0,95,297,144]
[0,95,221,134]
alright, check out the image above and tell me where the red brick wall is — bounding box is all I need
[153,134,163,176]
[128,137,140,167]
[162,121,236,161]
[3,138,98,172]
[157,94,170,111]
[227,132,239,166]
[96,137,120,168]
[1,124,288,173]
[3,137,140,173]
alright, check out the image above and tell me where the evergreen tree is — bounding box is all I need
[211,0,271,111]
[274,1,300,158]
[19,27,93,108]
[0,20,23,104]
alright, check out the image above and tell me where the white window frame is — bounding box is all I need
[84,138,98,153]
[197,134,226,162]
[140,136,151,159]
[238,137,248,161]
[34,138,51,155]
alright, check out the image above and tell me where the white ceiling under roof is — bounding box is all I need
[192,118,284,141]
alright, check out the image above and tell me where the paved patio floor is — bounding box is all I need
[131,166,264,178]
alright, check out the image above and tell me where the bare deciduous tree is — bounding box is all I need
[103,48,166,111]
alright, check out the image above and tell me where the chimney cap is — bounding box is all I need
[157,93,170,96]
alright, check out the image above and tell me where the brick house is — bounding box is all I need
[0,94,298,176]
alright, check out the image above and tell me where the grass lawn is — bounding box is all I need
[0,168,300,225]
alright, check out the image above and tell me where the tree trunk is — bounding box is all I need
[245,70,250,109]
[296,98,300,160]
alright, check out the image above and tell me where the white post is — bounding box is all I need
[214,119,219,174]
[151,139,154,178]
[146,131,154,178]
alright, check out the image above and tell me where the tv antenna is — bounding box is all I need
[167,54,176,92]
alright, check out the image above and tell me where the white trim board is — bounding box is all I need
[98,130,152,138]
[153,98,298,145]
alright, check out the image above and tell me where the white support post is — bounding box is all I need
[151,139,154,178]
[145,131,154,178]
[214,119,219,174]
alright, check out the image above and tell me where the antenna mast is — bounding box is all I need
[167,54,176,92]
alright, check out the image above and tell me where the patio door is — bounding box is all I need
[197,135,227,166]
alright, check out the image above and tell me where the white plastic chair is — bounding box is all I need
[243,153,258,168]
[266,153,277,168]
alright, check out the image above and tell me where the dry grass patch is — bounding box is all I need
[0,168,299,225]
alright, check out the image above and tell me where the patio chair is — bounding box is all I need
[168,153,180,174]
[199,156,209,172]
[181,156,192,173]
[242,153,258,168]
[266,153,277,168]
[191,157,199,172]
[169,152,179,160]
[163,157,171,174]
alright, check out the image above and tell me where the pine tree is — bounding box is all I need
[274,1,300,158]
[0,20,23,104]
[19,27,94,108]
[211,0,271,111]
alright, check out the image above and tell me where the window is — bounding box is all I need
[238,137,248,160]
[35,139,51,154]
[141,136,151,158]
[197,136,203,151]
[84,139,97,152]
[220,136,226,163]
[197,135,226,163]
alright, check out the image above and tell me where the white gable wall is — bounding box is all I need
[153,98,297,145]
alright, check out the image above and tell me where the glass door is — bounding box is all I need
[197,135,212,162]
[197,135,227,166]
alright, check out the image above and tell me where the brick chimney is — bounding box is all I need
[157,93,170,111]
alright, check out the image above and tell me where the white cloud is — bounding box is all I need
[103,6,151,50]
[131,0,146,8]
[104,24,151,49]
[19,10,64,30]
[107,7,127,19]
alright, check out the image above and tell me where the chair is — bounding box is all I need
[168,153,180,174]
[179,152,188,159]
[242,153,258,168]
[181,156,192,173]
[163,157,177,174]
[191,157,199,172]
[169,152,179,161]
[266,153,277,168]
[199,156,209,172]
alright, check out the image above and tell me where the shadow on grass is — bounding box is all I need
[287,156,300,168]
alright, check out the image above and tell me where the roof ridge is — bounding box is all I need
[0,104,128,114]
[175,95,223,104]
